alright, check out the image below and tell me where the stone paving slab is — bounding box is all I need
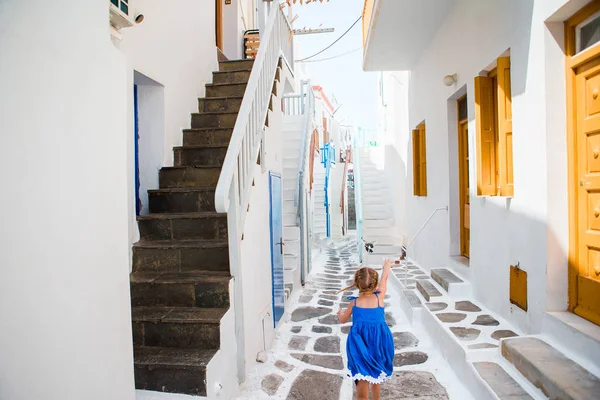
[287,369,343,400]
[352,371,449,399]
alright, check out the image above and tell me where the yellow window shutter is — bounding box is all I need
[497,56,514,196]
[419,123,427,196]
[412,129,421,196]
[475,75,497,196]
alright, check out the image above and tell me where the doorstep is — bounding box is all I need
[541,311,600,378]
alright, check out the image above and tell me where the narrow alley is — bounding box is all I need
[236,236,473,399]
[6,2,600,400]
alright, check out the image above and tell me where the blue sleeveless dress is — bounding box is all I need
[346,292,394,384]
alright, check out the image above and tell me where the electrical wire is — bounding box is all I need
[296,15,362,62]
[298,47,361,63]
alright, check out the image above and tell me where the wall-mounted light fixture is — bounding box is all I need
[443,74,457,86]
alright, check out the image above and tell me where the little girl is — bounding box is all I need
[337,259,394,400]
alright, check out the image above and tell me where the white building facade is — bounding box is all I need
[0,1,303,399]
[364,0,600,379]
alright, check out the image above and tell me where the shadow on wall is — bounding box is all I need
[508,0,534,98]
[382,144,407,242]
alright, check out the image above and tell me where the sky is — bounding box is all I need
[287,0,378,129]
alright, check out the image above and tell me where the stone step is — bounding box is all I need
[173,145,228,168]
[283,213,297,226]
[284,226,300,240]
[198,96,243,113]
[431,268,463,292]
[502,337,600,400]
[148,187,216,214]
[284,254,298,271]
[134,346,215,396]
[137,212,227,241]
[132,240,229,273]
[218,59,254,72]
[472,362,534,400]
[363,218,394,229]
[159,166,221,189]
[133,306,225,349]
[363,226,397,237]
[191,111,238,129]
[182,128,233,147]
[212,70,251,85]
[403,289,422,308]
[416,280,442,302]
[283,188,295,201]
[400,289,423,324]
[205,82,247,98]
[284,238,300,256]
[130,271,231,308]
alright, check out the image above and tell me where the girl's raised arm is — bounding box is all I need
[378,259,393,298]
[337,300,354,324]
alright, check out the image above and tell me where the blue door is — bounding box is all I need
[269,172,284,327]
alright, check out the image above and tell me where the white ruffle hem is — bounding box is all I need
[347,370,392,384]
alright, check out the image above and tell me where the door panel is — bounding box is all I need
[575,56,600,325]
[458,119,470,258]
[269,172,285,327]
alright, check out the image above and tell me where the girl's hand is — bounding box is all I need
[383,258,393,269]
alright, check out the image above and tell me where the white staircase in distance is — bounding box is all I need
[357,147,403,265]
[282,116,303,272]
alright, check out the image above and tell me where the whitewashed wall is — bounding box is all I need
[0,1,135,399]
[382,0,594,334]
[118,0,220,253]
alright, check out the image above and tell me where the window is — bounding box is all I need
[111,0,129,15]
[577,10,600,53]
[474,56,514,197]
[412,122,427,196]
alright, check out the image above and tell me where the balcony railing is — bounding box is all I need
[362,0,375,48]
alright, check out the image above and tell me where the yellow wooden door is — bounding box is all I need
[459,120,470,258]
[216,0,223,51]
[575,55,600,325]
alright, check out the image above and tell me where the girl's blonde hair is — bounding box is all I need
[337,267,379,294]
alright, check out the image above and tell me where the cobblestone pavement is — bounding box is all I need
[235,237,474,399]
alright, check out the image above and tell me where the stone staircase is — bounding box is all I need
[282,115,304,274]
[391,260,600,400]
[357,147,402,265]
[130,59,257,396]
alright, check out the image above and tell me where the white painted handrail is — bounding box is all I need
[215,6,294,217]
[214,5,293,382]
[401,206,447,287]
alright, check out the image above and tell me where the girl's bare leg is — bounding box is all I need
[371,383,381,400]
[356,381,370,400]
